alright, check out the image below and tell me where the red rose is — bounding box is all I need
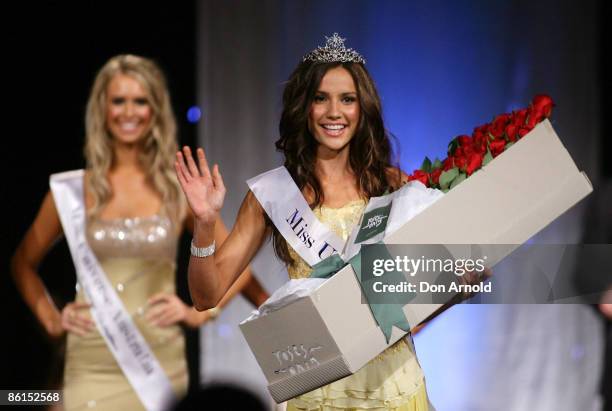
[472,131,487,153]
[531,94,554,117]
[430,168,442,186]
[505,123,518,142]
[494,113,511,126]
[489,124,504,139]
[409,170,429,186]
[454,154,467,171]
[512,108,528,126]
[458,135,472,147]
[466,152,484,176]
[443,157,454,171]
[489,139,506,157]
[518,127,530,138]
[474,141,487,155]
[526,108,545,129]
[462,143,475,157]
[490,113,511,138]
[474,124,489,135]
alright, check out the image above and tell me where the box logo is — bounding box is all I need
[355,203,392,243]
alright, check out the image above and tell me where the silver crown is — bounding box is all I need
[302,33,366,64]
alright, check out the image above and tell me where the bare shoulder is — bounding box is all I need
[33,189,63,238]
[385,167,410,190]
[242,189,265,215]
[236,190,269,237]
[40,189,60,220]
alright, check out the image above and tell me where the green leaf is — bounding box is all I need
[432,158,442,170]
[449,172,467,189]
[482,149,493,166]
[421,156,432,173]
[439,167,459,190]
[505,142,514,150]
[448,138,459,156]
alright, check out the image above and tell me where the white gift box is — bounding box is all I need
[239,119,592,402]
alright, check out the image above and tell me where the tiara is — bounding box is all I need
[302,33,366,64]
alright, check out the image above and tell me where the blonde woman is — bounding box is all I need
[11,54,267,410]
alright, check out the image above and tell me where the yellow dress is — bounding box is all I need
[286,200,430,411]
[63,214,188,410]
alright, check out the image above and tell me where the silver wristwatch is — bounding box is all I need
[190,239,216,258]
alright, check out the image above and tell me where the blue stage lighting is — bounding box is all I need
[187,106,202,123]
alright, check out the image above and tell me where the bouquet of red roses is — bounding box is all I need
[408,95,555,192]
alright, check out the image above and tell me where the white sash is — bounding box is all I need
[248,167,444,266]
[50,170,176,411]
[247,167,345,266]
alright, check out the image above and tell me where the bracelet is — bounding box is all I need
[190,239,216,258]
[207,306,220,319]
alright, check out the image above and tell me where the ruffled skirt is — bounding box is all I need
[287,338,429,411]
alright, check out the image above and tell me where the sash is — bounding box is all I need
[247,167,345,266]
[50,170,175,411]
[248,167,444,341]
[248,166,442,264]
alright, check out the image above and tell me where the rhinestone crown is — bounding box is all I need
[302,33,366,64]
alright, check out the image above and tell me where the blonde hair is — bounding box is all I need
[84,54,185,223]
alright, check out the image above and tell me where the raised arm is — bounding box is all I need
[175,146,269,310]
[173,209,269,327]
[184,209,269,308]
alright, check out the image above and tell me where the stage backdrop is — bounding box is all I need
[196,1,604,409]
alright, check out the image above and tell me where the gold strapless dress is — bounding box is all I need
[286,200,430,411]
[63,214,188,410]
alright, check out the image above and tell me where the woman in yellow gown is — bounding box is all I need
[176,35,431,410]
[11,54,267,410]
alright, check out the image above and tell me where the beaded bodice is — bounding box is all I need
[78,214,179,310]
[86,214,177,262]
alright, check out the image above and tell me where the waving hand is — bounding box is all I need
[175,147,226,223]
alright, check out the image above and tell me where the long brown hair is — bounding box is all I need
[272,61,400,265]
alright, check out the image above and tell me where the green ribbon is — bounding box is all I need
[310,254,348,279]
[310,248,411,343]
